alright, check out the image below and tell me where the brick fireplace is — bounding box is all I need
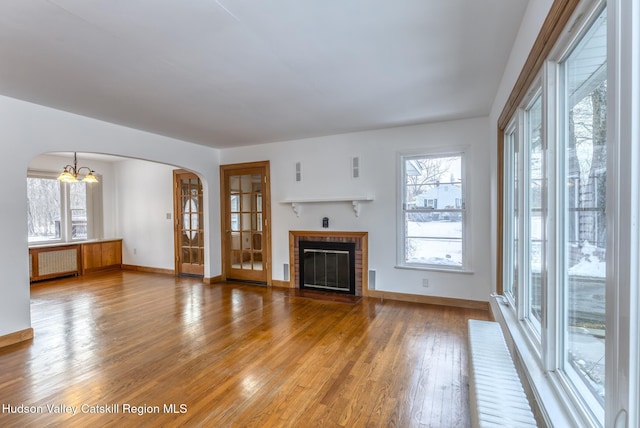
[288,231,368,296]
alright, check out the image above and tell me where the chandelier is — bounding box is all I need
[57,152,99,183]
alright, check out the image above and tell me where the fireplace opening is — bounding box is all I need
[299,241,356,294]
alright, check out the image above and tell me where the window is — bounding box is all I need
[525,90,544,336]
[27,176,62,242]
[503,123,518,302]
[70,181,88,240]
[400,152,467,270]
[560,5,607,407]
[500,3,607,425]
[27,172,100,243]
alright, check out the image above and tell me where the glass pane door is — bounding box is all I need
[176,173,204,276]
[222,162,270,284]
[220,161,271,285]
[229,173,263,273]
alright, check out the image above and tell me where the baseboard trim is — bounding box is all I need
[122,265,175,276]
[204,275,224,284]
[0,328,34,349]
[271,280,292,288]
[366,289,489,310]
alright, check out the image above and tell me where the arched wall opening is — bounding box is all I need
[27,152,210,276]
[0,94,221,341]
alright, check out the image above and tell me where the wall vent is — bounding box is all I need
[351,156,360,179]
[283,263,290,281]
[295,162,302,182]
[368,269,376,290]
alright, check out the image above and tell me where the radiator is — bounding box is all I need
[37,248,78,276]
[468,320,537,427]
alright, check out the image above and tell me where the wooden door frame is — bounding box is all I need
[220,161,272,285]
[173,169,205,277]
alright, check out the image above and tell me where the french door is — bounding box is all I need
[220,161,271,284]
[174,170,205,277]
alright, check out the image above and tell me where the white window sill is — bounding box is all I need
[490,296,600,428]
[394,265,474,274]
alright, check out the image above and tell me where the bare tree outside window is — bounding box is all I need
[27,177,62,242]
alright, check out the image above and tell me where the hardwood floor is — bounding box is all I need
[0,271,489,427]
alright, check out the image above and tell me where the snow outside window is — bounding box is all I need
[400,152,467,270]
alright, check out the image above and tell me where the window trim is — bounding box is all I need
[397,146,471,272]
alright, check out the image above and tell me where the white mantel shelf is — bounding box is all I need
[281,197,374,217]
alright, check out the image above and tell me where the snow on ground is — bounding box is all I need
[406,220,462,266]
[568,240,606,278]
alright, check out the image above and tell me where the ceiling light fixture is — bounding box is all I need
[57,152,99,183]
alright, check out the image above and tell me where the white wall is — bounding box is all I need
[221,117,492,302]
[488,0,554,292]
[113,159,177,270]
[0,95,221,337]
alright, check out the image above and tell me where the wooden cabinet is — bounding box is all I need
[81,240,122,274]
[30,239,123,282]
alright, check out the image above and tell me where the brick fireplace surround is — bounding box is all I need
[288,231,368,297]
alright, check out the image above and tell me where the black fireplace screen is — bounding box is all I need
[299,241,356,294]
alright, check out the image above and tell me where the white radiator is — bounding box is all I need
[37,248,78,276]
[468,320,537,427]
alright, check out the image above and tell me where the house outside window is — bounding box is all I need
[423,199,436,208]
[399,151,467,270]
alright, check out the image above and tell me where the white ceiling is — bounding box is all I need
[0,0,528,149]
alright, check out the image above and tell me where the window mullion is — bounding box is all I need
[544,58,561,373]
[60,181,72,242]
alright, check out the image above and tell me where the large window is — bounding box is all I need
[501,3,607,425]
[560,6,607,406]
[400,151,467,270]
[27,173,99,243]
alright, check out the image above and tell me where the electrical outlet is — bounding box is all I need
[422,278,429,288]
[133,248,137,255]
